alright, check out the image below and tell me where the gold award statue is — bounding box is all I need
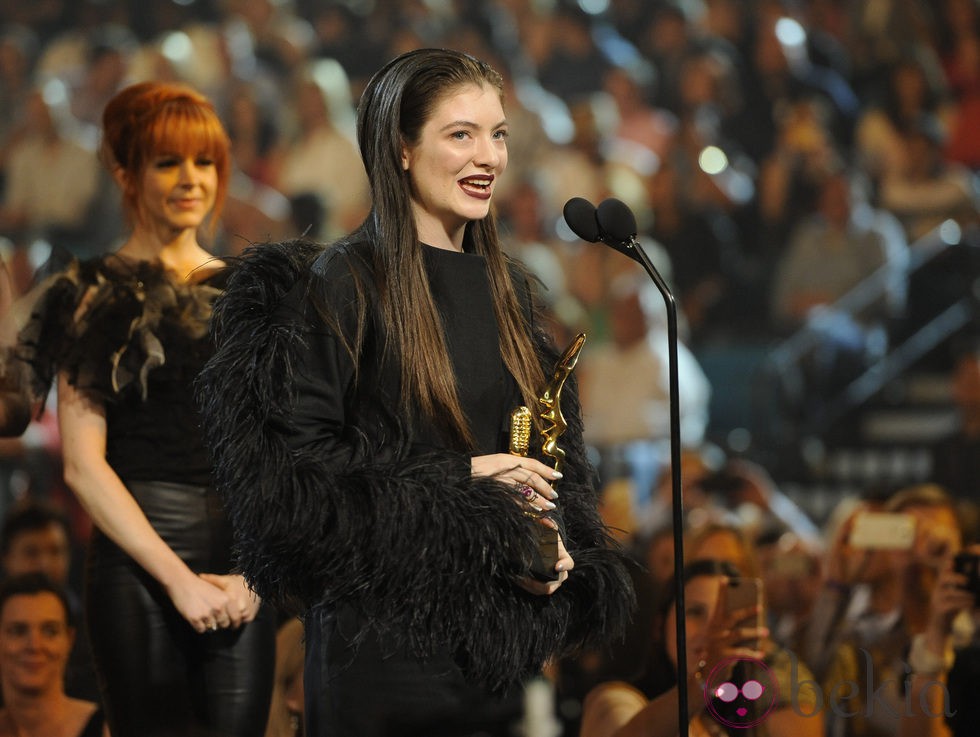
[509,332,587,581]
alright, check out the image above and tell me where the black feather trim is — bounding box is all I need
[197,238,635,692]
[6,256,222,411]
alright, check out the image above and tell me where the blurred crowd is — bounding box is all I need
[2,0,980,735]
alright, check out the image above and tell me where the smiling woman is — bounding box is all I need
[401,82,509,249]
[0,81,275,737]
[198,48,634,737]
[0,573,107,737]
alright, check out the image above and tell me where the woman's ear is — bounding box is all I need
[400,142,410,172]
[111,165,128,190]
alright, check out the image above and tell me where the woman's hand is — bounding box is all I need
[516,519,574,596]
[694,581,768,681]
[471,453,560,510]
[927,550,978,637]
[200,573,262,628]
[164,570,238,634]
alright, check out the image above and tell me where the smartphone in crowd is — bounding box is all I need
[723,577,764,651]
[953,552,980,602]
[848,511,916,550]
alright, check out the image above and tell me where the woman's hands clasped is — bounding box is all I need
[165,570,261,634]
[471,453,574,594]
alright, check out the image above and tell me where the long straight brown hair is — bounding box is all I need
[336,48,545,449]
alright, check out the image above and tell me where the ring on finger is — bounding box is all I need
[517,484,537,501]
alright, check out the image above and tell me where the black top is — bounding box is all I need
[280,242,522,459]
[12,255,225,485]
[423,244,514,454]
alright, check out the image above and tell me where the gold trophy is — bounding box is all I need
[509,333,587,581]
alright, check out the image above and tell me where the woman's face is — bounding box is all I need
[401,82,508,250]
[0,592,73,695]
[664,574,724,675]
[135,151,218,235]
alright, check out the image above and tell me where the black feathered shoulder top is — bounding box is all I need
[5,254,226,485]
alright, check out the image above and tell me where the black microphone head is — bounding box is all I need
[596,198,638,243]
[562,197,600,242]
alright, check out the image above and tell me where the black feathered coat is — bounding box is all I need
[196,237,633,694]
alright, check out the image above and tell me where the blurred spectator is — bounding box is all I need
[226,81,281,187]
[602,65,676,170]
[0,25,38,170]
[739,10,859,164]
[0,572,107,736]
[640,4,696,116]
[646,151,747,340]
[0,499,99,704]
[931,337,980,499]
[878,113,980,243]
[535,5,611,103]
[264,617,305,737]
[1,500,71,587]
[68,26,135,128]
[310,3,384,97]
[843,0,937,100]
[580,558,823,737]
[536,94,646,227]
[854,54,952,187]
[755,529,824,659]
[936,0,980,170]
[821,484,963,737]
[269,60,369,240]
[898,543,979,737]
[496,178,568,300]
[771,167,908,410]
[0,87,101,257]
[579,273,712,522]
[755,97,842,262]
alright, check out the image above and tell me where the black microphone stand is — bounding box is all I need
[566,195,688,734]
[610,233,689,735]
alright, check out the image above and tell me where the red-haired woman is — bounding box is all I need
[4,81,275,736]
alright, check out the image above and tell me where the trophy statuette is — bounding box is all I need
[509,332,587,581]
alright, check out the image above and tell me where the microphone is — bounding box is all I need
[595,197,637,242]
[563,196,644,266]
[562,196,690,735]
[561,197,601,243]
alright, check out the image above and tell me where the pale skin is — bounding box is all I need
[59,150,259,635]
[0,592,109,737]
[582,575,823,737]
[898,545,980,737]
[400,81,574,594]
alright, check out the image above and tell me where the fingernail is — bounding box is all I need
[551,470,563,479]
[543,500,557,510]
[547,489,559,500]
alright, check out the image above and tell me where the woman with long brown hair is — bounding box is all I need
[199,48,633,736]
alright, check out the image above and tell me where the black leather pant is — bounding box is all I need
[86,480,276,737]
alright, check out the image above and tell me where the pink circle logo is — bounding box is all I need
[702,656,779,729]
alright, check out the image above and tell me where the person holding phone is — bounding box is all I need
[820,484,964,737]
[581,559,823,737]
[198,48,633,736]
[898,545,980,737]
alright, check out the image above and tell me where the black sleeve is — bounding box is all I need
[198,240,635,693]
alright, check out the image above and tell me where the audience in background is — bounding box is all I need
[0,499,98,703]
[0,2,978,735]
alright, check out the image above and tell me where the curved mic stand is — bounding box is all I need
[564,196,689,734]
[606,233,689,734]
